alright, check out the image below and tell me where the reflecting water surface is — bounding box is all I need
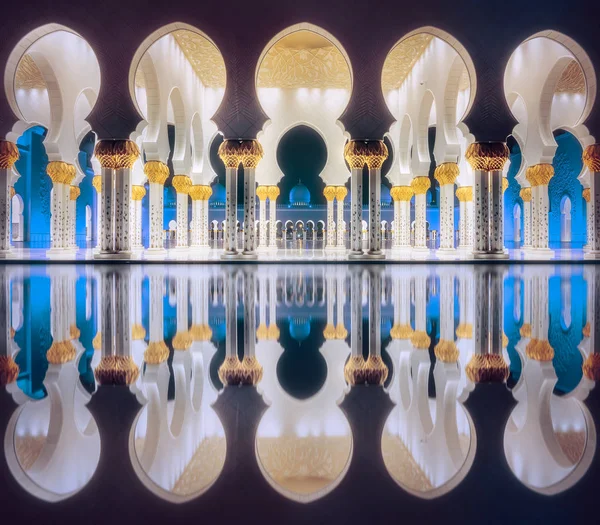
[0,263,599,523]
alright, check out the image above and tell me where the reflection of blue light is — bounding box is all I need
[289,316,311,342]
[211,318,226,342]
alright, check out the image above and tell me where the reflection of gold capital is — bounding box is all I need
[434,162,459,186]
[94,139,139,169]
[434,340,459,363]
[455,323,473,339]
[240,356,263,385]
[323,186,336,202]
[94,355,139,385]
[256,186,269,201]
[69,324,80,340]
[172,175,192,194]
[240,140,264,169]
[144,161,169,185]
[411,176,431,195]
[391,186,413,202]
[47,161,76,185]
[410,330,430,349]
[92,332,102,350]
[92,175,102,193]
[583,322,591,338]
[218,356,243,385]
[502,178,509,193]
[10,187,15,198]
[519,188,532,202]
[256,323,268,340]
[323,323,337,339]
[583,353,600,381]
[502,333,508,347]
[189,185,203,201]
[267,186,280,200]
[391,323,413,339]
[0,140,20,169]
[335,323,348,340]
[526,164,554,187]
[69,186,81,201]
[132,323,146,340]
[364,355,389,385]
[144,341,169,364]
[465,142,509,171]
[583,144,600,172]
[132,185,146,201]
[0,356,19,385]
[465,354,509,383]
[344,141,366,169]
[267,323,280,340]
[46,340,76,364]
[519,323,532,338]
[583,188,591,203]
[526,338,554,361]
[173,331,192,350]
[335,186,348,201]
[344,355,366,385]
[455,186,473,202]
[190,324,213,341]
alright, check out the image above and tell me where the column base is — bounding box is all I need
[391,246,412,259]
[46,247,78,259]
[584,250,600,260]
[240,251,258,260]
[364,250,385,260]
[473,250,509,260]
[221,250,241,260]
[523,247,553,260]
[93,251,132,260]
[436,248,458,260]
[0,250,16,259]
[267,244,278,252]
[132,244,144,252]
[145,248,168,259]
[412,247,430,260]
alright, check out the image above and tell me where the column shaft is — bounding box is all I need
[489,171,504,254]
[101,168,113,252]
[336,195,345,248]
[243,167,256,255]
[523,200,532,249]
[259,197,267,248]
[368,168,382,255]
[114,167,131,253]
[176,193,188,248]
[225,167,238,254]
[0,168,9,252]
[149,182,164,251]
[474,170,489,254]
[414,194,427,249]
[350,168,363,254]
[269,197,277,249]
[439,184,455,250]
[326,199,335,248]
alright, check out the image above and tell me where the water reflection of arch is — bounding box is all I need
[504,353,596,495]
[4,345,100,502]
[255,335,353,502]
[129,342,226,503]
[382,342,476,497]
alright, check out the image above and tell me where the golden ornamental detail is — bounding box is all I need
[144,161,169,185]
[0,356,19,386]
[344,141,366,169]
[267,323,280,340]
[335,323,348,340]
[132,185,146,201]
[256,186,269,201]
[363,355,389,385]
[202,185,213,201]
[46,341,76,364]
[583,322,591,338]
[526,164,554,187]
[94,140,139,169]
[390,323,413,339]
[10,187,15,199]
[335,186,348,201]
[434,163,459,186]
[92,332,102,350]
[132,323,146,340]
[520,323,532,338]
[582,188,591,203]
[344,355,366,385]
[267,186,280,200]
[502,333,509,348]
[0,140,20,169]
[69,324,80,340]
[69,186,81,201]
[391,186,413,202]
[502,178,509,193]
[240,356,264,385]
[434,340,460,363]
[520,188,532,202]
[144,341,169,364]
[173,331,192,351]
[465,142,510,171]
[172,175,192,194]
[94,355,139,385]
[190,324,213,341]
[410,330,430,349]
[47,162,76,185]
[583,353,600,381]
[240,141,264,169]
[189,185,204,201]
[455,323,473,339]
[526,339,554,361]
[465,354,509,383]
[455,187,473,202]
[323,186,337,202]
[217,140,241,169]
[92,175,102,193]
[411,176,431,196]
[218,356,243,385]
[583,144,600,172]
[323,323,337,339]
[256,323,268,340]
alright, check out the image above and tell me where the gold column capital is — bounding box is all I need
[526,338,554,361]
[344,140,367,169]
[456,186,473,202]
[94,139,139,169]
[267,186,280,200]
[434,162,459,186]
[410,176,431,195]
[583,353,600,381]
[202,185,213,201]
[502,177,509,193]
[94,355,139,385]
[189,185,203,201]
[519,188,532,202]
[410,330,431,349]
[144,341,169,364]
[144,161,169,185]
[132,185,146,201]
[434,340,459,363]
[583,188,591,203]
[132,323,146,340]
[47,161,76,185]
[391,186,414,202]
[0,140,19,169]
[256,185,269,201]
[92,175,102,193]
[239,140,264,169]
[173,330,192,351]
[583,143,600,172]
[526,163,554,187]
[0,356,19,385]
[46,340,76,364]
[465,354,509,383]
[172,175,192,194]
[335,186,348,201]
[465,142,509,171]
[69,186,81,200]
[323,186,336,202]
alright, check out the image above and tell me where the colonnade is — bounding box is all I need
[323,185,347,250]
[256,185,279,251]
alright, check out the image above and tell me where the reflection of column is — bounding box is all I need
[365,268,387,383]
[391,186,413,252]
[144,270,168,365]
[435,163,459,253]
[131,185,145,250]
[582,266,600,379]
[526,270,554,362]
[583,145,600,258]
[345,142,364,258]
[324,187,336,249]
[241,270,262,383]
[366,145,388,258]
[257,186,268,250]
[268,186,279,250]
[335,270,347,339]
[0,268,18,384]
[219,270,242,384]
[219,143,240,257]
[92,175,102,251]
[0,141,19,255]
[526,164,553,255]
[583,188,591,252]
[411,177,430,253]
[173,175,192,249]
[456,187,473,250]
[267,271,279,340]
[173,273,191,351]
[68,186,80,249]
[435,270,458,362]
[242,146,262,258]
[345,268,365,384]
[47,162,76,251]
[336,186,347,249]
[466,142,509,259]
[411,272,430,350]
[144,161,169,254]
[520,187,532,251]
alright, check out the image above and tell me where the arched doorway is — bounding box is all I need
[513,203,522,244]
[560,196,572,244]
[11,194,24,242]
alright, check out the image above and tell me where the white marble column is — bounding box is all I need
[114,167,132,253]
[224,166,238,256]
[336,186,347,249]
[526,164,554,257]
[456,187,472,250]
[367,164,384,258]
[68,186,80,249]
[520,187,532,251]
[131,185,145,250]
[268,186,279,250]
[173,175,191,250]
[473,169,489,256]
[391,186,413,254]
[434,163,459,255]
[345,267,365,383]
[324,187,336,249]
[257,186,268,250]
[411,176,430,256]
[143,161,169,255]
[435,269,459,363]
[345,142,365,259]
[241,165,258,258]
[47,162,76,253]
[92,176,102,251]
[583,188,592,252]
[172,272,190,351]
[489,171,505,255]
[583,145,600,258]
[0,141,19,256]
[202,187,212,248]
[189,185,202,249]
